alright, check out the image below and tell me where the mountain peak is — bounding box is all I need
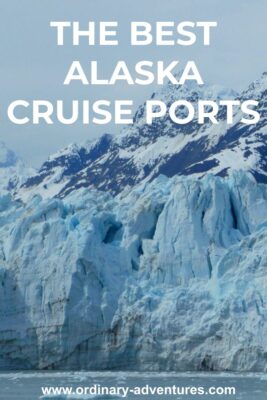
[0,141,18,168]
[0,141,31,194]
[241,71,267,100]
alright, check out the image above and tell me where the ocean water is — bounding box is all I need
[0,371,266,399]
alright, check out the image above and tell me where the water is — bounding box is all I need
[0,371,266,399]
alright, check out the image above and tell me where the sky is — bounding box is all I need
[0,0,266,167]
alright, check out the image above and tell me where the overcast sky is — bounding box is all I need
[0,0,266,167]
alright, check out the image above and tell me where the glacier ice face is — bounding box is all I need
[0,171,267,371]
[0,189,134,369]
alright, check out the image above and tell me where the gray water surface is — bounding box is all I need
[0,371,266,399]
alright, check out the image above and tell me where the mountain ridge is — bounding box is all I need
[1,71,265,201]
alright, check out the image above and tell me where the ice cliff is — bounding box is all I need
[0,171,267,371]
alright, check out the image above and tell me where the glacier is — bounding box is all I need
[0,171,267,371]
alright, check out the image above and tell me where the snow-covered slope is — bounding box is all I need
[17,72,267,200]
[1,171,267,371]
[0,141,30,194]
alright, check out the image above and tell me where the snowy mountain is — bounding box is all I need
[0,141,30,194]
[17,72,267,201]
[1,171,267,371]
